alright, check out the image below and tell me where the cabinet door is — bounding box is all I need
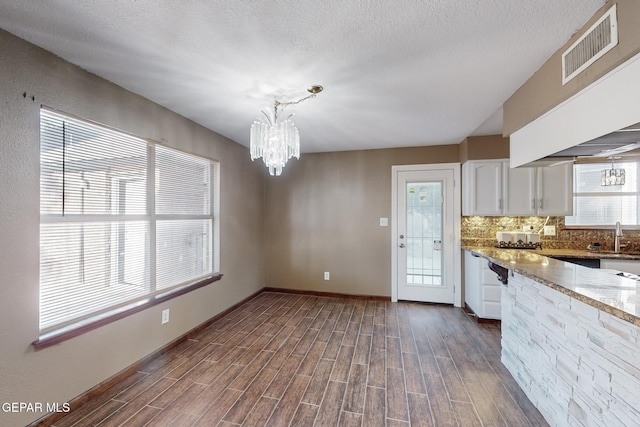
[503,164,536,216]
[537,163,573,216]
[480,267,502,319]
[464,251,481,313]
[464,161,503,215]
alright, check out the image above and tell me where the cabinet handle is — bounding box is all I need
[538,199,543,210]
[499,198,503,210]
[532,199,536,210]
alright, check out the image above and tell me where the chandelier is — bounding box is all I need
[601,156,626,186]
[250,85,323,176]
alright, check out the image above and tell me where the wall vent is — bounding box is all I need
[562,4,618,85]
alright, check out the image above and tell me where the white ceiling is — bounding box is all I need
[0,0,606,153]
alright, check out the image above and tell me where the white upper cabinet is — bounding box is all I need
[535,163,573,216]
[504,165,536,216]
[463,159,573,216]
[462,161,503,215]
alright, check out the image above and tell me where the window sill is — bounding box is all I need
[32,273,223,351]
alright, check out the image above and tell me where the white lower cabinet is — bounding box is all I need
[464,251,501,319]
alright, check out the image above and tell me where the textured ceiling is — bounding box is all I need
[0,0,606,153]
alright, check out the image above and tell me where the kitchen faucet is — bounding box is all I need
[614,221,625,253]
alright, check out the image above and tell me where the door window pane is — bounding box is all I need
[405,182,443,286]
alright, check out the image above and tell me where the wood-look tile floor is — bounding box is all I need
[51,292,548,426]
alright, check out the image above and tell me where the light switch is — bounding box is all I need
[379,217,388,227]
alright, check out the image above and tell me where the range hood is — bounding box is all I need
[526,123,640,167]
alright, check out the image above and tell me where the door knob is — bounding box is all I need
[399,243,405,248]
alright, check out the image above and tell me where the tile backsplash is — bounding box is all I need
[461,216,640,253]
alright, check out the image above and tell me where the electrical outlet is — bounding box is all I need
[379,217,388,227]
[543,225,556,236]
[324,272,330,280]
[161,309,170,324]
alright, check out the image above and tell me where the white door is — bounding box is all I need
[393,165,458,304]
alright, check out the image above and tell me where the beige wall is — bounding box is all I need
[459,135,510,163]
[263,145,459,297]
[0,29,265,425]
[504,0,640,135]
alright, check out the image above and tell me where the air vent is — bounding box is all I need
[562,4,618,85]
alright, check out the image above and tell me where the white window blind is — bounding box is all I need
[155,146,213,290]
[566,161,639,226]
[39,109,216,333]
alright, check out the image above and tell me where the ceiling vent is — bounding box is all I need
[562,4,618,85]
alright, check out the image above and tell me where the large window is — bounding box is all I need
[39,109,218,335]
[566,161,639,226]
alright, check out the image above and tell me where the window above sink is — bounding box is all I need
[566,160,640,228]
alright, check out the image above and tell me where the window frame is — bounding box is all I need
[565,159,640,230]
[34,108,221,350]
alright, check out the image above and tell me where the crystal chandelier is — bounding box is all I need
[601,156,626,186]
[250,85,323,176]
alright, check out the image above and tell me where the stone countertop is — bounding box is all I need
[535,248,640,260]
[463,246,640,326]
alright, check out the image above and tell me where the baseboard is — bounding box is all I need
[28,288,265,427]
[463,303,478,318]
[262,286,391,301]
[463,303,501,325]
[477,317,501,325]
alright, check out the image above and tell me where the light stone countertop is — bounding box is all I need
[535,248,640,260]
[463,246,640,326]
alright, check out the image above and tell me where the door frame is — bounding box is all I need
[391,163,462,306]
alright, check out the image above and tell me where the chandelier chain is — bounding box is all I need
[273,94,317,122]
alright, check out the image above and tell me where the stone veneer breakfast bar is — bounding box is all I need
[465,248,639,427]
